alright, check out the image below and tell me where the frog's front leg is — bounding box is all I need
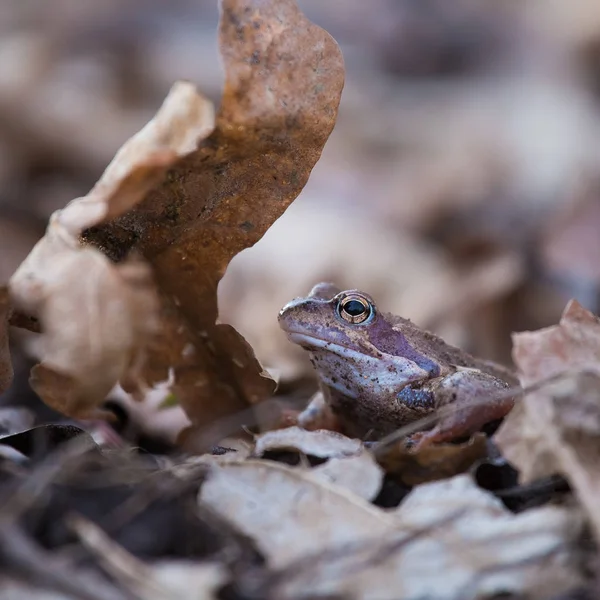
[410,368,515,448]
[297,390,344,432]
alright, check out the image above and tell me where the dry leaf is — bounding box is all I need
[375,433,488,486]
[0,286,12,394]
[254,426,363,459]
[9,82,214,418]
[310,453,384,501]
[83,0,345,444]
[495,299,600,541]
[270,475,582,600]
[199,459,396,568]
[201,460,582,600]
[252,427,383,499]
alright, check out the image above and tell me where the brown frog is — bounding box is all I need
[278,283,517,446]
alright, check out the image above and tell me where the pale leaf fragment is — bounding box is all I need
[108,376,191,445]
[9,82,215,418]
[253,426,364,458]
[310,453,384,501]
[495,299,600,541]
[61,81,215,233]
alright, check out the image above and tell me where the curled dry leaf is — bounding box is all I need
[0,286,12,394]
[495,299,600,541]
[83,0,345,445]
[375,433,488,486]
[9,82,215,418]
[254,426,364,459]
[269,475,582,600]
[253,427,383,500]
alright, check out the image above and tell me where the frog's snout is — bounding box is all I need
[277,298,303,330]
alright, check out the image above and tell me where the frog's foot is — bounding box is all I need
[297,391,343,432]
[409,398,515,451]
[407,426,464,451]
[408,370,516,450]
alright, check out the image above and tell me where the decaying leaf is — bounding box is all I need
[375,433,488,486]
[83,0,345,445]
[253,426,363,459]
[268,475,582,600]
[8,82,214,418]
[495,299,600,540]
[0,286,12,394]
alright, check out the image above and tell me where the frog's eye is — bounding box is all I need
[337,294,374,324]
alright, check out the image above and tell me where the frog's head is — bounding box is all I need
[278,283,439,398]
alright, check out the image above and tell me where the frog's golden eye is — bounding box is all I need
[337,294,374,324]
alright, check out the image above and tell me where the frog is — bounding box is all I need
[278,282,517,447]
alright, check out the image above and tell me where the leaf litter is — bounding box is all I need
[1,1,600,599]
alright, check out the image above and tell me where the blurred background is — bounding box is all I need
[2,0,600,390]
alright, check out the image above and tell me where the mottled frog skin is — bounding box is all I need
[278,283,517,444]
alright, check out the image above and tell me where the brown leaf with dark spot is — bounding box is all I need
[84,0,345,446]
[375,433,488,486]
[0,286,12,394]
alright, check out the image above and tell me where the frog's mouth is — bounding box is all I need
[284,331,360,355]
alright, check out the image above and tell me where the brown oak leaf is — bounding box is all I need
[375,433,488,486]
[83,0,345,448]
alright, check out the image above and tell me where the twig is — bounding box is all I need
[0,522,127,600]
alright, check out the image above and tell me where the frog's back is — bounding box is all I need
[389,313,516,384]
